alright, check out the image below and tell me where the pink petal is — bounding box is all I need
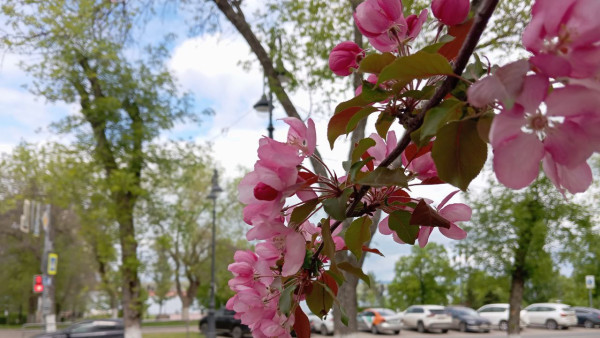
[368,34,398,52]
[439,203,472,222]
[543,120,592,167]
[495,59,530,99]
[546,85,600,118]
[467,75,506,108]
[354,0,391,37]
[282,231,306,277]
[417,226,433,248]
[515,74,548,113]
[493,132,545,189]
[439,223,467,240]
[438,190,459,210]
[489,111,526,148]
[529,54,571,78]
[378,216,393,235]
[542,154,593,195]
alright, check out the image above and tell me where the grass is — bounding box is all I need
[142,320,191,327]
[143,333,204,338]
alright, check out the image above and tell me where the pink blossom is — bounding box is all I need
[282,117,317,157]
[489,76,599,193]
[417,191,469,247]
[401,143,438,181]
[328,41,365,76]
[367,131,397,166]
[406,9,429,39]
[354,0,408,52]
[522,0,600,79]
[431,0,470,26]
[467,59,530,108]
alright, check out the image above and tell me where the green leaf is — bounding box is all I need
[348,157,372,183]
[476,112,494,143]
[388,210,419,244]
[328,106,362,148]
[419,35,455,54]
[346,106,378,134]
[335,96,369,114]
[278,284,296,316]
[345,216,373,260]
[290,199,319,225]
[400,85,435,100]
[375,110,395,138]
[432,119,487,191]
[377,51,454,86]
[357,167,409,188]
[325,268,345,286]
[416,99,464,147]
[306,281,334,318]
[322,189,352,221]
[360,82,390,103]
[358,52,396,74]
[321,219,337,261]
[338,262,371,287]
[352,138,376,163]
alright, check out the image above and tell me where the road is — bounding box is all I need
[1,326,598,338]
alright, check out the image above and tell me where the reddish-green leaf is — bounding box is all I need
[415,99,464,147]
[352,138,376,163]
[293,306,311,338]
[290,199,319,225]
[432,119,487,191]
[409,199,451,229]
[357,167,409,188]
[346,106,378,134]
[377,51,454,86]
[322,189,352,221]
[328,107,362,148]
[322,272,339,296]
[388,210,419,244]
[439,19,474,60]
[338,262,371,287]
[321,219,336,261]
[477,112,494,143]
[358,52,396,74]
[375,110,395,138]
[306,281,334,318]
[345,216,373,260]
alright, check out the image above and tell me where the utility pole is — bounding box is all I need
[40,204,56,332]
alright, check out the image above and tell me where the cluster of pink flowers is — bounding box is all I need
[228,118,319,337]
[468,0,600,195]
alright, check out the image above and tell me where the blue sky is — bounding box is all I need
[0,2,483,283]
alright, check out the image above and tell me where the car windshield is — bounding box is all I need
[561,307,573,312]
[430,309,446,314]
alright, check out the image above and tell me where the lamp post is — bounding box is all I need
[253,90,274,139]
[206,170,222,338]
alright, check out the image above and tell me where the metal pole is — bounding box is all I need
[589,289,593,308]
[40,204,56,333]
[267,90,274,139]
[207,196,217,338]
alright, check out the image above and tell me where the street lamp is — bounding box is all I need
[206,170,223,338]
[253,91,274,139]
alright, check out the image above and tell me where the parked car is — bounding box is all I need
[401,305,452,333]
[445,306,491,333]
[523,303,577,330]
[573,307,600,328]
[306,313,322,332]
[199,309,250,338]
[356,308,402,334]
[316,310,335,336]
[33,319,124,338]
[477,303,529,330]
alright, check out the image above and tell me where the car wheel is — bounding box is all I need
[499,320,508,331]
[393,330,400,334]
[200,323,208,334]
[231,326,243,338]
[441,329,448,333]
[546,319,558,330]
[320,324,330,336]
[459,321,467,332]
[417,321,426,333]
[584,320,594,329]
[371,324,379,335]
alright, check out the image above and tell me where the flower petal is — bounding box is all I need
[439,223,467,240]
[493,132,544,189]
[439,203,472,222]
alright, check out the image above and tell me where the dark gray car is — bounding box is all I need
[446,306,491,333]
[33,319,124,338]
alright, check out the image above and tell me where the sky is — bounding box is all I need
[0,2,505,284]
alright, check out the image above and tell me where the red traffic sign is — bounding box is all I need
[33,275,44,293]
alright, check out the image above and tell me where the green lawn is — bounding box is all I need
[142,320,191,327]
[143,333,204,338]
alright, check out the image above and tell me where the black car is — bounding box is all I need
[33,319,124,338]
[446,306,492,333]
[573,306,600,328]
[199,309,250,338]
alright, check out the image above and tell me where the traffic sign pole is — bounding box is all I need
[40,205,56,333]
[585,275,595,308]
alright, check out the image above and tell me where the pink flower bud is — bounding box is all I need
[328,41,365,76]
[431,0,470,26]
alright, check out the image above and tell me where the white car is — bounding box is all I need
[401,305,452,333]
[356,308,403,334]
[316,311,335,335]
[306,313,322,332]
[523,303,578,330]
[477,303,529,330]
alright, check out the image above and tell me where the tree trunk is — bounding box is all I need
[117,198,143,338]
[27,293,37,323]
[181,304,190,322]
[508,268,525,337]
